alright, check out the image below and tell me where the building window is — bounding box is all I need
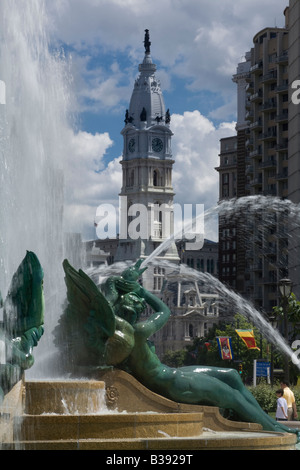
[128,170,134,187]
[153,267,165,291]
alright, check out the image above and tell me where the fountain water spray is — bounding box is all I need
[140,195,300,371]
[0,0,72,375]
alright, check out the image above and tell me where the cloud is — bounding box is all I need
[171,111,235,205]
[63,129,122,238]
[171,111,236,240]
[48,0,287,101]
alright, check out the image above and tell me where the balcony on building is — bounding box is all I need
[275,81,289,94]
[275,111,288,122]
[261,128,277,141]
[249,146,262,158]
[245,164,254,175]
[245,111,254,122]
[259,70,277,84]
[246,81,254,92]
[261,98,277,112]
[261,158,277,169]
[249,119,262,130]
[276,170,288,180]
[252,261,263,271]
[250,61,263,73]
[275,51,288,64]
[276,139,288,151]
[263,188,277,196]
[264,243,277,256]
[250,89,263,102]
[250,175,263,187]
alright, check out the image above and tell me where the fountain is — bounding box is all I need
[0,0,299,451]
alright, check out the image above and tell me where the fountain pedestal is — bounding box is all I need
[0,371,296,450]
[25,379,106,415]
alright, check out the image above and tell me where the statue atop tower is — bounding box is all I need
[144,29,151,54]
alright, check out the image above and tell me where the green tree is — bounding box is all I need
[272,292,300,384]
[273,292,300,342]
[162,349,188,367]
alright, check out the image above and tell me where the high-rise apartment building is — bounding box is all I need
[245,21,289,313]
[287,0,300,299]
[218,7,294,316]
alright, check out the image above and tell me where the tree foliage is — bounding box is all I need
[273,292,300,341]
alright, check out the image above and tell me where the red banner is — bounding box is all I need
[217,337,234,360]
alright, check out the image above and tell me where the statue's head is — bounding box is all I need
[115,292,147,325]
[122,259,147,282]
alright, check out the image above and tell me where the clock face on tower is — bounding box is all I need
[152,137,163,153]
[128,138,135,153]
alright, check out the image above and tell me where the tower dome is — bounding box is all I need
[127,30,167,129]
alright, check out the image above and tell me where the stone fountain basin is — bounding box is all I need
[1,377,297,450]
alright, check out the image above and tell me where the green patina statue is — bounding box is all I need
[0,251,44,402]
[59,258,299,437]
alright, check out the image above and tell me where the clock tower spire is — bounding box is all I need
[115,30,179,281]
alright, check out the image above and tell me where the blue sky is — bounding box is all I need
[45,0,288,241]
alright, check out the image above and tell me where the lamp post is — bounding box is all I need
[279,278,293,383]
[269,315,278,387]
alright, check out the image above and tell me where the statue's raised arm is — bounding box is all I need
[134,286,171,339]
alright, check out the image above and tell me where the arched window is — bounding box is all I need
[153,169,159,186]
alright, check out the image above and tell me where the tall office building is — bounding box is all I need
[215,135,238,290]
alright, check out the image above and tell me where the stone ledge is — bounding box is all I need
[0,380,24,444]
[18,412,204,441]
[1,431,297,451]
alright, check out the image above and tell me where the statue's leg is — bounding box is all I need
[206,367,300,434]
[177,366,290,432]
